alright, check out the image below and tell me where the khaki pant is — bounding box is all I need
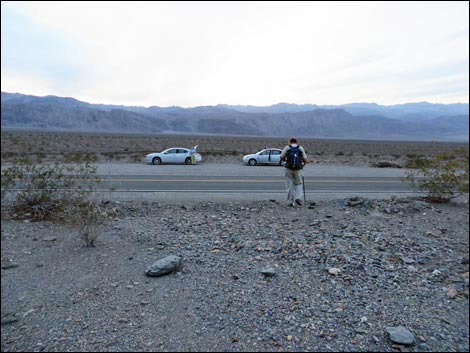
[285,168,303,202]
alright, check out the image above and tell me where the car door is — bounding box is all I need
[270,149,282,164]
[257,150,270,164]
[164,149,178,163]
[176,149,189,163]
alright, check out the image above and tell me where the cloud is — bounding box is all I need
[1,1,469,106]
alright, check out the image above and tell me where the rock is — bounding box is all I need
[145,255,183,277]
[261,267,277,277]
[386,326,415,345]
[401,257,415,264]
[2,262,19,270]
[343,232,357,238]
[445,287,458,298]
[1,313,19,325]
[372,161,402,168]
[346,197,365,207]
[43,236,57,242]
[328,268,341,276]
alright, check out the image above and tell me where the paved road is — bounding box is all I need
[93,163,420,202]
[98,174,413,194]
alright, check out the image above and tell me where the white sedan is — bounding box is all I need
[243,148,283,166]
[146,146,202,165]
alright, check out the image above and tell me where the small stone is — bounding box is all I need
[386,326,415,345]
[445,288,458,298]
[391,343,404,349]
[43,237,57,242]
[146,255,183,277]
[1,313,19,325]
[328,268,341,276]
[1,263,19,270]
[261,267,277,277]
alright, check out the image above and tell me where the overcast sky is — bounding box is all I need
[1,1,469,107]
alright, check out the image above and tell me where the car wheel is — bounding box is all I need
[185,157,192,165]
[248,159,257,166]
[152,157,162,165]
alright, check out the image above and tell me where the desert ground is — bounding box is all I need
[1,130,469,352]
[1,196,469,352]
[1,129,468,166]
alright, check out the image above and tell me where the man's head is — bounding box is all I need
[289,137,298,145]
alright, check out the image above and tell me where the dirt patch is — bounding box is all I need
[2,197,469,352]
[2,130,467,167]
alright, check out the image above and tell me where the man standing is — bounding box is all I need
[280,137,308,207]
[190,145,199,165]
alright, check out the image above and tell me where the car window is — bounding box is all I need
[271,150,281,155]
[178,149,188,154]
[260,150,269,155]
[166,149,177,154]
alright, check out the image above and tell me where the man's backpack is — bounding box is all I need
[285,145,303,170]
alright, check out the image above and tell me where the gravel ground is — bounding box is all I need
[1,196,469,352]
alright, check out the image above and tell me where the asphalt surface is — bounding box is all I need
[93,163,420,202]
[98,174,412,194]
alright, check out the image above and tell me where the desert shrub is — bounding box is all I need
[1,160,116,246]
[69,199,117,247]
[403,148,469,203]
[1,161,101,220]
[83,153,99,163]
[72,152,96,163]
[203,150,226,157]
[101,152,115,161]
[403,156,433,169]
[131,154,143,162]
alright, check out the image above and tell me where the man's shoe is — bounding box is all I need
[295,199,303,206]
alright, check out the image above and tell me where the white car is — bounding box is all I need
[243,148,283,166]
[146,146,202,165]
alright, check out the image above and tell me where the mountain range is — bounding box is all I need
[1,92,468,141]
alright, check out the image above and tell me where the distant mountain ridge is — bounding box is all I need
[1,92,468,141]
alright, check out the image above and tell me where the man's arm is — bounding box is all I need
[280,146,289,161]
[300,146,308,163]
